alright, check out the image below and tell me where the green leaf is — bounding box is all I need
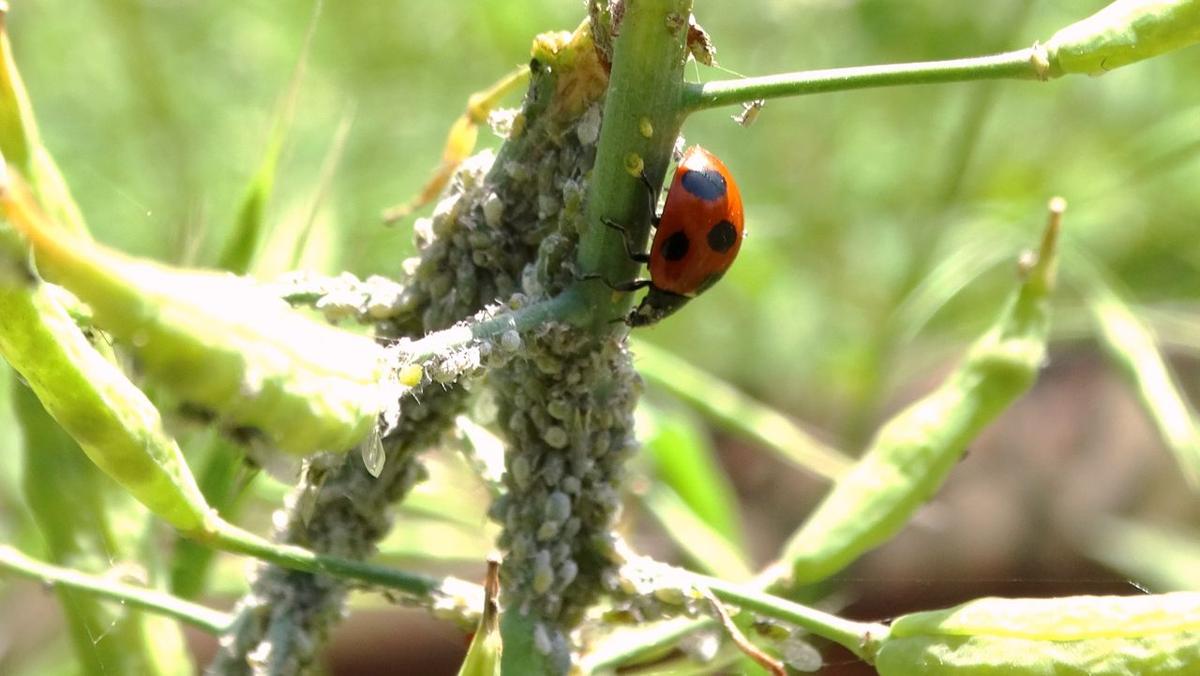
[640,400,743,545]
[1080,267,1200,488]
[0,20,87,236]
[634,339,852,482]
[639,482,753,580]
[1085,518,1200,592]
[216,1,321,274]
[0,18,38,178]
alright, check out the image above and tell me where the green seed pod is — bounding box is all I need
[781,205,1061,586]
[1044,0,1200,77]
[3,179,388,455]
[875,592,1200,675]
[15,383,195,675]
[0,282,210,532]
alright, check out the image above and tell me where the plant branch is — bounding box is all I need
[700,587,786,675]
[683,47,1048,112]
[585,556,885,671]
[697,573,886,661]
[202,521,481,621]
[0,544,233,634]
[686,0,1200,112]
[574,0,693,332]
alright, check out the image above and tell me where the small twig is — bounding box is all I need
[700,586,786,676]
[202,520,483,624]
[684,47,1048,111]
[0,544,233,633]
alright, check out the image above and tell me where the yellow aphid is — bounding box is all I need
[398,363,424,387]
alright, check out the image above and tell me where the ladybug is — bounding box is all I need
[601,145,744,326]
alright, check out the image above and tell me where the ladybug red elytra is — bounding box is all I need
[600,145,745,326]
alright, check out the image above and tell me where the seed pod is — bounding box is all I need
[875,592,1200,675]
[1044,0,1200,77]
[0,283,210,532]
[2,176,388,455]
[781,203,1062,585]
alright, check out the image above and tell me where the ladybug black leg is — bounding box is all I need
[638,171,660,226]
[601,218,651,264]
[579,272,652,293]
[610,278,652,293]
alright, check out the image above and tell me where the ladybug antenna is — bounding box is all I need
[708,62,746,78]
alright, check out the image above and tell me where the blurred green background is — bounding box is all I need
[1,1,1198,674]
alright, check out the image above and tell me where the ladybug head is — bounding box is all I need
[626,286,691,327]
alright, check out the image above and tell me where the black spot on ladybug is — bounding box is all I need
[707,219,737,253]
[680,167,727,201]
[661,230,690,261]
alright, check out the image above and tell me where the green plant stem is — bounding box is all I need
[683,47,1046,112]
[218,0,321,274]
[202,521,463,600]
[170,433,256,599]
[698,573,886,660]
[845,0,1036,446]
[584,566,886,671]
[0,544,233,634]
[574,0,693,332]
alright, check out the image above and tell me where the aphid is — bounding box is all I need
[732,99,765,127]
[602,145,745,326]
